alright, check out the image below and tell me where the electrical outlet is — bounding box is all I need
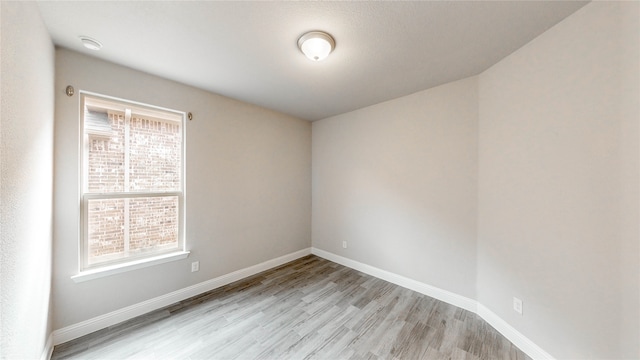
[513,297,523,315]
[342,241,348,249]
[191,261,199,272]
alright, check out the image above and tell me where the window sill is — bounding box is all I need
[71,251,190,283]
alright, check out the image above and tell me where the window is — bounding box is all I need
[80,93,185,271]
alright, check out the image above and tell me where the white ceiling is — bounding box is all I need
[37,1,588,121]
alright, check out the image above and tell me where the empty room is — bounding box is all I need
[1,1,638,359]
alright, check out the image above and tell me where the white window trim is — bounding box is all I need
[71,251,190,283]
[77,91,187,277]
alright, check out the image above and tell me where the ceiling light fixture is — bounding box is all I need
[79,36,102,51]
[297,31,335,62]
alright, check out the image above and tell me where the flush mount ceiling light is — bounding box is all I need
[297,31,335,62]
[79,36,102,51]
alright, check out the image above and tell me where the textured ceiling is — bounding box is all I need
[37,1,588,121]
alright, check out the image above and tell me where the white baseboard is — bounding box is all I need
[477,304,554,360]
[52,248,311,346]
[311,247,555,360]
[311,247,477,313]
[51,246,553,360]
[40,333,54,360]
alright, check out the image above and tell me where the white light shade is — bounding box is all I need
[79,36,102,51]
[298,31,335,62]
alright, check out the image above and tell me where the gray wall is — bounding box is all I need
[53,49,312,329]
[477,2,639,358]
[312,77,479,300]
[0,2,55,358]
[312,2,639,358]
[3,2,637,359]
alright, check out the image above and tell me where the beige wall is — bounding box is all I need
[617,1,640,356]
[0,2,55,358]
[477,2,639,358]
[53,49,312,329]
[312,77,479,299]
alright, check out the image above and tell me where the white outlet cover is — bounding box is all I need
[191,261,199,272]
[342,241,347,249]
[513,297,523,315]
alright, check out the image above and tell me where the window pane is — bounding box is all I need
[129,196,179,253]
[129,116,181,192]
[87,198,125,265]
[87,196,179,266]
[86,113,125,193]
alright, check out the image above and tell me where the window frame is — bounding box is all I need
[79,92,186,272]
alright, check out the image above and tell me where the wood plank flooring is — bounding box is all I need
[52,255,531,360]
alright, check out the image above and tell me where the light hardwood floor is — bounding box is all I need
[52,255,531,360]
